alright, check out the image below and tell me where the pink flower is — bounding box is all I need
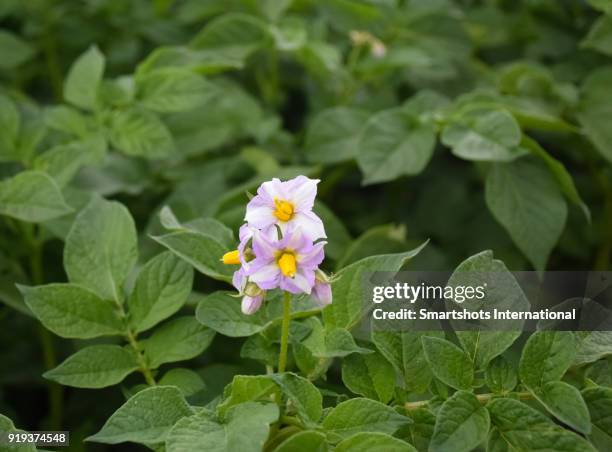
[247,227,325,294]
[245,176,326,241]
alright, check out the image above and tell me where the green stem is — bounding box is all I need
[38,327,62,430]
[126,330,156,386]
[278,292,292,373]
[404,391,532,411]
[26,224,63,430]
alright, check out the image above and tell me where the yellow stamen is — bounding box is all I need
[278,252,297,277]
[221,250,241,265]
[273,199,294,222]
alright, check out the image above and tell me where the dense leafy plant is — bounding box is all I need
[1,0,612,451]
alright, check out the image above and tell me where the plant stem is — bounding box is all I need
[278,291,292,373]
[38,327,62,430]
[404,391,532,411]
[126,330,156,386]
[25,224,63,430]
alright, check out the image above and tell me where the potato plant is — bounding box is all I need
[1,0,612,451]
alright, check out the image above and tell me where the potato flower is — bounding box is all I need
[222,176,332,316]
[244,175,326,241]
[247,226,325,294]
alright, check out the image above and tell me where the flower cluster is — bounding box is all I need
[222,176,333,314]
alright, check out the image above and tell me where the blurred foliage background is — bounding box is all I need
[1,0,611,450]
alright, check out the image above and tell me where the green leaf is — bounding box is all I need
[487,398,596,452]
[136,68,215,113]
[274,430,328,452]
[487,428,510,452]
[521,136,590,222]
[216,375,280,417]
[485,158,567,271]
[142,317,215,368]
[196,291,267,337]
[45,105,90,136]
[128,251,194,333]
[0,414,37,451]
[305,107,369,164]
[190,13,270,63]
[403,408,436,451]
[336,432,417,452]
[166,402,278,452]
[64,196,138,302]
[303,319,372,358]
[0,171,73,222]
[33,136,106,186]
[372,330,443,393]
[341,350,395,403]
[583,15,612,57]
[518,331,576,389]
[21,283,124,339]
[44,345,138,388]
[421,336,473,390]
[109,107,175,159]
[241,334,278,367]
[357,108,436,184]
[272,372,322,425]
[64,45,105,110]
[577,68,612,164]
[323,243,428,330]
[153,230,234,283]
[313,200,352,262]
[430,390,490,452]
[447,250,527,369]
[534,381,591,434]
[485,356,517,393]
[583,386,612,450]
[574,331,612,365]
[0,30,35,69]
[587,0,612,12]
[158,368,206,397]
[87,386,194,445]
[336,224,407,270]
[441,109,523,161]
[321,398,411,441]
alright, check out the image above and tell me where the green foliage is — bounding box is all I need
[0,171,72,222]
[64,46,105,111]
[321,398,411,442]
[422,336,474,391]
[1,1,611,450]
[43,345,138,388]
[87,386,194,445]
[485,159,568,271]
[64,196,137,302]
[429,391,490,452]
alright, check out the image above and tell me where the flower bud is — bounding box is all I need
[241,293,264,315]
[311,279,332,307]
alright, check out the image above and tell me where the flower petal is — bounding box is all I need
[299,241,326,269]
[251,229,277,262]
[249,263,281,290]
[244,204,275,229]
[258,178,286,202]
[292,211,326,240]
[280,268,315,294]
[288,176,319,212]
